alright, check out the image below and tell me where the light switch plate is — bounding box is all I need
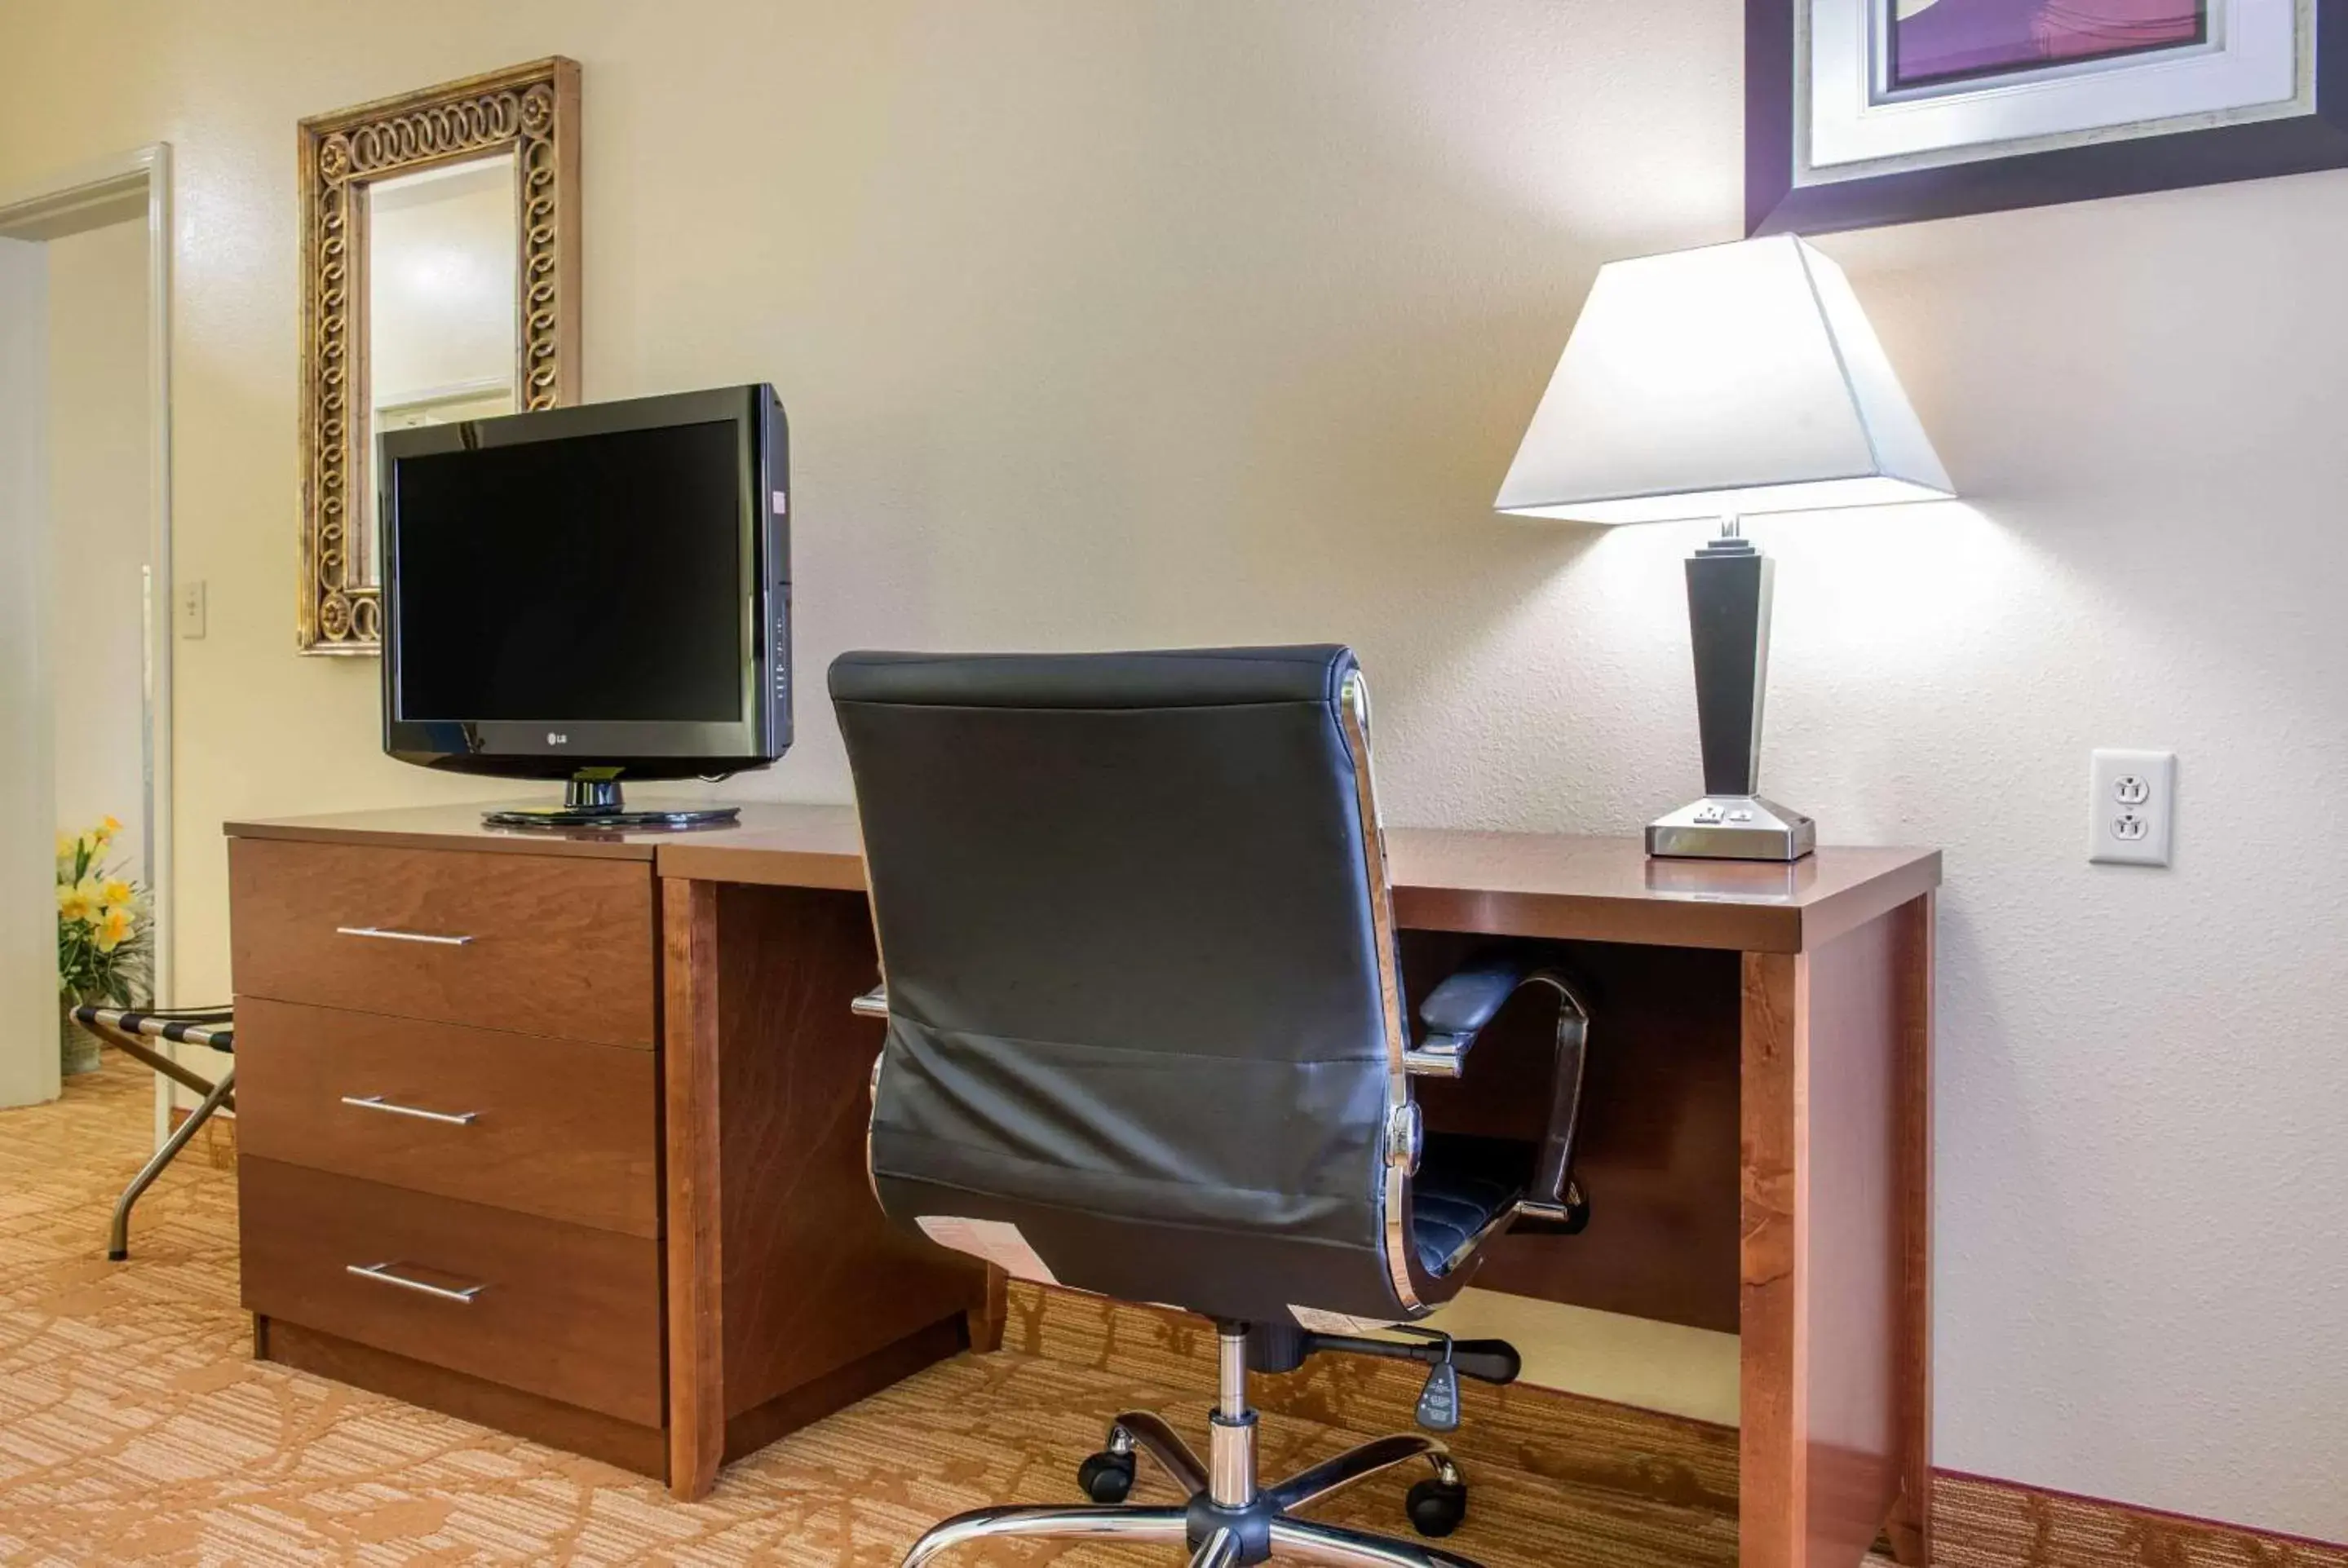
[2089,749,2174,867]
[176,580,206,639]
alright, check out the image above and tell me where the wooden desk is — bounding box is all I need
[228,802,1938,1568]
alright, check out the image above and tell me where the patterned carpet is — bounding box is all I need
[0,1058,1740,1566]
[10,1058,2323,1568]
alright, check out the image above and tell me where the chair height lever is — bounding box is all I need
[1298,1331,1522,1387]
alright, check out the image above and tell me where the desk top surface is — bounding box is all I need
[228,801,1938,953]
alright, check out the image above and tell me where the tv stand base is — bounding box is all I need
[482,775,740,833]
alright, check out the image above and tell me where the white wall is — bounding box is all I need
[1783,198,2348,1538]
[47,218,152,881]
[0,0,2341,1540]
[0,232,60,1109]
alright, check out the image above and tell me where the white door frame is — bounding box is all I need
[0,145,175,1110]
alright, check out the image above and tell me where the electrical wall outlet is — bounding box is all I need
[176,580,206,639]
[2089,749,2174,867]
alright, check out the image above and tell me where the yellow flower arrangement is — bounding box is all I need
[57,881,99,923]
[93,906,135,953]
[56,816,148,1013]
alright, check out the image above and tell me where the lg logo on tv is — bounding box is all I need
[547,733,568,745]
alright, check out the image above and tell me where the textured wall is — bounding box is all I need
[1,0,2342,1540]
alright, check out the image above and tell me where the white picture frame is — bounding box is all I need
[1805,0,2309,180]
[1748,0,2348,234]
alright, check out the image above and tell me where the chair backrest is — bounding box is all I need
[832,645,1440,1327]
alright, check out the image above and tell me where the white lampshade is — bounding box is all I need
[1495,235,1952,524]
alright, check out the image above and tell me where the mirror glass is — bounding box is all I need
[359,152,519,585]
[298,57,577,651]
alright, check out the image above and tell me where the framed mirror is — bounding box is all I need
[296,57,580,654]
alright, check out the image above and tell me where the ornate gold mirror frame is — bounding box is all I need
[296,57,580,654]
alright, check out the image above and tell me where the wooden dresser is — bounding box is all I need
[226,812,992,1484]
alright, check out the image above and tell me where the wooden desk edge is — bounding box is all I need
[223,817,661,861]
[653,841,1943,954]
[1799,850,1943,952]
[223,813,1940,955]
[1391,886,1803,952]
[657,841,867,891]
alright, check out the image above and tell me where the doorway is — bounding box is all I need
[0,146,173,1111]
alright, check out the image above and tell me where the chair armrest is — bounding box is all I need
[1404,952,1537,1076]
[1407,952,1595,1230]
[1519,974,1592,1229]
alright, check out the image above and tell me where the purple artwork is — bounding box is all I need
[1889,0,2208,89]
[1749,0,2348,236]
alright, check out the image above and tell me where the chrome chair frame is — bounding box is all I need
[902,1326,1479,1568]
[69,1005,236,1261]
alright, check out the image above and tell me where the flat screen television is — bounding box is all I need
[379,384,790,829]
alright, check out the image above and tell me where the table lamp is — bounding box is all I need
[1495,235,1953,862]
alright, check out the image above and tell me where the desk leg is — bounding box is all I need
[1888,893,1936,1566]
[968,1265,1010,1354]
[1743,904,1927,1568]
[1740,950,1809,1568]
[663,877,726,1501]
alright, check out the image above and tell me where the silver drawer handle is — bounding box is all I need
[335,925,474,947]
[341,1093,478,1127]
[346,1261,484,1303]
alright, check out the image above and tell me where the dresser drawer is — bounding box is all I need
[228,837,656,1045]
[235,999,660,1237]
[240,1157,663,1426]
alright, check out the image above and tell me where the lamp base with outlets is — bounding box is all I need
[1646,795,1815,863]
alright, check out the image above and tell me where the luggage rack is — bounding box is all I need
[69,1005,236,1261]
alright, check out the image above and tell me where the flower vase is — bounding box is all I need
[60,994,104,1076]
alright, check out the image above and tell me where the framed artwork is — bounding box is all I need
[1748,0,2348,233]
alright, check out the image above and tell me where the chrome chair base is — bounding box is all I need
[902,1504,1483,1568]
[901,1329,1486,1568]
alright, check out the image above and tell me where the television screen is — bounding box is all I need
[391,419,745,723]
[380,383,789,795]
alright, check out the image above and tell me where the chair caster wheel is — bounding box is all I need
[1077,1451,1136,1504]
[1406,1477,1468,1538]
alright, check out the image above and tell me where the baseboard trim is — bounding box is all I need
[1931,1469,2346,1568]
[1011,1283,2346,1567]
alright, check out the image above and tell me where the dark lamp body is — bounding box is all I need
[1646,529,1816,862]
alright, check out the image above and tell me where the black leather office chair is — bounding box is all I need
[832,645,1593,1568]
